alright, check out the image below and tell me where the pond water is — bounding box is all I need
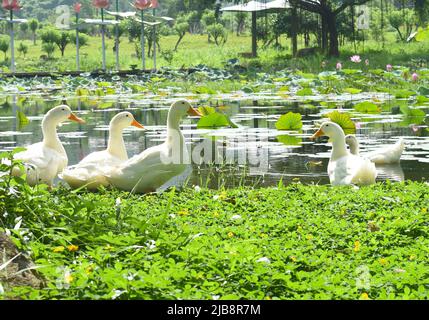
[0,89,428,189]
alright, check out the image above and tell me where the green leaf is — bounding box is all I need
[353,101,381,114]
[296,88,313,96]
[277,134,302,146]
[394,90,416,99]
[198,106,216,116]
[197,113,230,128]
[241,86,254,94]
[418,87,429,96]
[344,87,362,94]
[76,87,90,96]
[416,95,429,103]
[275,112,303,130]
[17,111,30,130]
[325,111,356,134]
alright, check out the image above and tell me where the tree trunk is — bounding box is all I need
[326,11,339,57]
[321,14,328,53]
[291,6,298,56]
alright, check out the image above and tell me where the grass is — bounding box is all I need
[1,31,429,74]
[1,165,429,299]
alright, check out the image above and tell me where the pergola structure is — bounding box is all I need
[221,0,290,57]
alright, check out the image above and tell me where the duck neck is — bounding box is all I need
[350,141,360,155]
[166,111,184,146]
[42,118,65,154]
[107,126,128,160]
[331,133,349,161]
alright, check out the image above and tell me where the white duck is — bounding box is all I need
[11,105,85,186]
[107,100,202,193]
[312,122,377,186]
[345,135,405,164]
[61,112,144,190]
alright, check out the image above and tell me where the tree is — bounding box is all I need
[388,9,417,42]
[173,14,189,51]
[17,42,28,58]
[235,12,247,36]
[42,42,56,58]
[20,23,29,37]
[288,0,372,56]
[207,23,227,46]
[54,31,73,57]
[0,37,9,60]
[28,19,39,45]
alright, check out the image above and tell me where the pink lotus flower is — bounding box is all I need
[134,0,152,10]
[92,0,109,9]
[386,64,392,72]
[365,59,369,66]
[150,0,159,8]
[412,72,419,82]
[336,62,342,70]
[355,122,362,129]
[74,2,82,13]
[2,0,21,11]
[350,55,361,63]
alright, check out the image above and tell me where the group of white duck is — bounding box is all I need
[311,121,405,186]
[10,100,202,193]
[9,101,405,191]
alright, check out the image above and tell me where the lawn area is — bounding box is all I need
[1,31,429,73]
[2,174,428,300]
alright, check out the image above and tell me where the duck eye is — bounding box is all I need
[126,115,129,117]
[62,108,65,111]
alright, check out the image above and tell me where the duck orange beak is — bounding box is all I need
[311,128,325,140]
[68,113,85,124]
[131,119,145,129]
[187,107,203,117]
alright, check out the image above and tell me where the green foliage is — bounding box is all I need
[42,42,56,58]
[275,112,303,130]
[17,42,28,58]
[0,37,9,60]
[353,101,381,114]
[207,23,227,46]
[325,111,356,134]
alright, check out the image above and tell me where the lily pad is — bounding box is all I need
[275,112,303,130]
[325,111,356,134]
[353,101,381,114]
[197,113,230,129]
[277,134,302,146]
[296,88,313,96]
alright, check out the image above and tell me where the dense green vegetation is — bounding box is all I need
[1,152,428,300]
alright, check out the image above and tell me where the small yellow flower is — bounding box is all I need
[67,245,79,252]
[379,217,385,223]
[178,208,189,216]
[219,191,228,201]
[53,246,65,253]
[360,292,369,300]
[409,255,416,261]
[105,244,114,251]
[379,258,388,266]
[421,208,427,214]
[306,234,314,241]
[265,296,272,300]
[64,273,74,284]
[227,232,234,238]
[260,233,268,238]
[213,212,220,218]
[354,241,360,252]
[290,256,297,262]
[85,266,94,275]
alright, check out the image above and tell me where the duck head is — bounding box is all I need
[169,100,202,119]
[44,105,85,125]
[311,121,344,140]
[345,134,359,155]
[110,111,145,130]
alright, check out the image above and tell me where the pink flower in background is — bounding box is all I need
[336,62,342,70]
[92,0,109,9]
[350,55,361,63]
[412,72,419,82]
[74,2,82,13]
[2,0,21,11]
[386,64,392,72]
[134,0,152,10]
[365,59,369,66]
[410,124,419,133]
[355,122,362,129]
[150,0,159,8]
